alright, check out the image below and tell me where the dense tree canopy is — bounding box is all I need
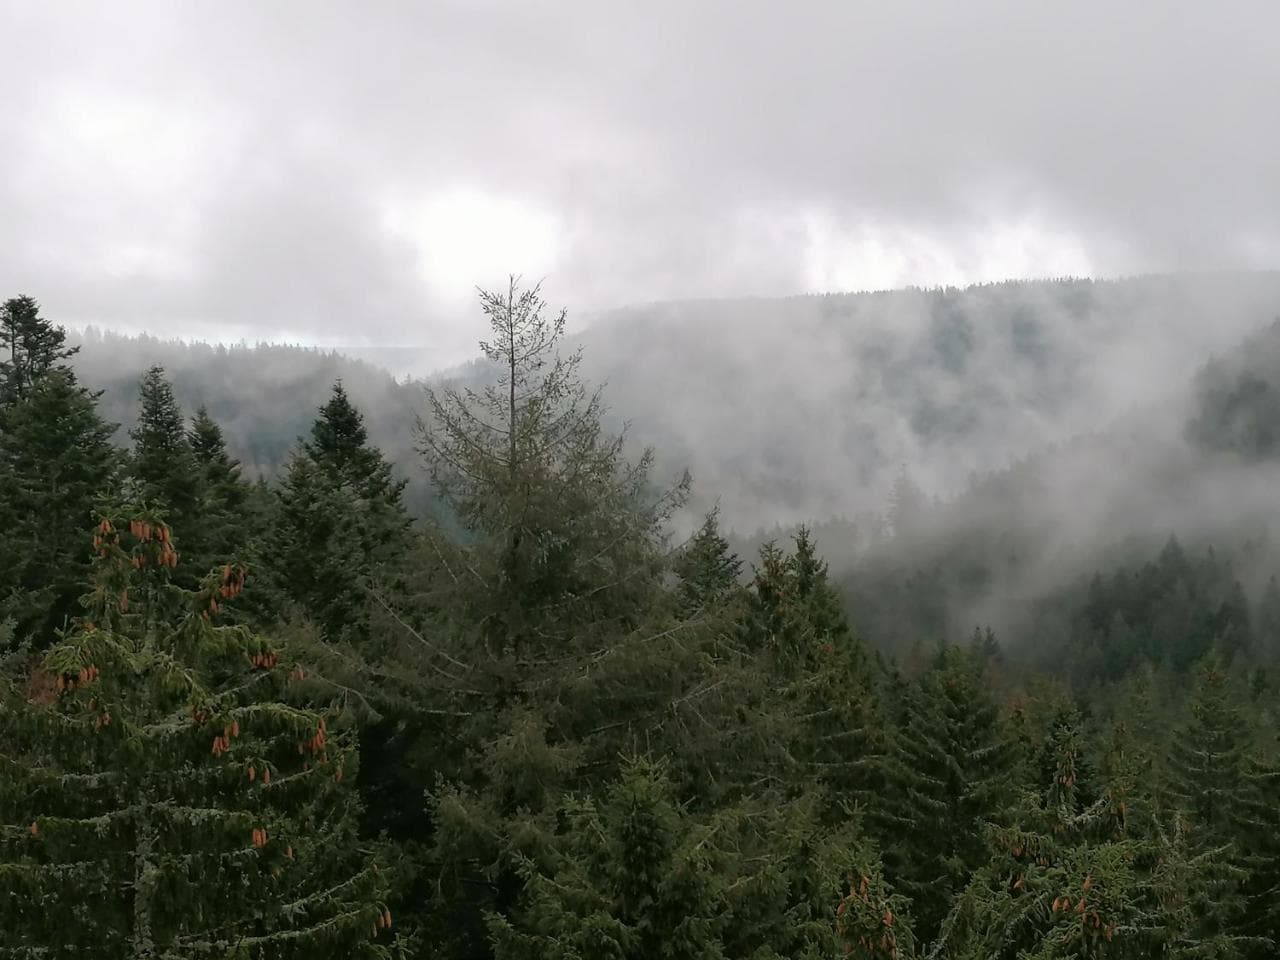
[6,283,1280,959]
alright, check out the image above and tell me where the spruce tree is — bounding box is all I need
[1237,754,1280,957]
[489,759,909,960]
[187,406,253,576]
[0,510,393,957]
[0,367,119,641]
[388,279,721,954]
[129,366,201,539]
[738,529,888,823]
[672,508,743,614]
[269,383,409,643]
[303,382,405,504]
[937,713,1152,959]
[885,643,1013,943]
[1255,576,1280,662]
[0,295,79,405]
[1165,658,1249,846]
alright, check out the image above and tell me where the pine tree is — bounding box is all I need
[0,295,79,405]
[0,510,394,957]
[0,367,119,641]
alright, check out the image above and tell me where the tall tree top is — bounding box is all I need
[0,295,80,405]
[189,405,233,467]
[302,381,403,501]
[306,381,370,463]
[673,508,743,612]
[130,365,187,451]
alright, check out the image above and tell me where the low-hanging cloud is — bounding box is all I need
[1,1,1278,364]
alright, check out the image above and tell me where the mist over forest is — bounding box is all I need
[60,271,1280,665]
[9,3,1280,958]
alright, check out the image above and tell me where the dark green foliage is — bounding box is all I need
[1165,660,1250,845]
[0,295,79,405]
[269,383,409,642]
[672,509,743,614]
[7,283,1280,959]
[185,406,256,575]
[937,713,1154,959]
[1186,321,1280,460]
[737,529,889,826]
[0,368,119,641]
[490,760,902,960]
[0,511,393,958]
[129,366,201,536]
[884,643,1013,943]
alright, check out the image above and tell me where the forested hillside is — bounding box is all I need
[8,282,1280,958]
[66,273,1280,534]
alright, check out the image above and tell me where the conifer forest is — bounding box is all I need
[7,279,1280,959]
[6,4,1280,957]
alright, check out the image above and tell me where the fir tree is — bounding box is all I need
[186,406,253,576]
[0,510,394,958]
[885,643,1013,943]
[0,367,119,641]
[489,759,908,960]
[937,713,1153,959]
[269,383,409,643]
[672,508,742,614]
[129,366,201,538]
[0,295,79,406]
[382,279,725,954]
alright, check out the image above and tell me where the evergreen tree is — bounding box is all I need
[738,529,889,824]
[129,366,201,537]
[187,406,253,576]
[884,643,1013,943]
[269,383,409,643]
[672,508,742,614]
[0,295,79,405]
[1165,658,1249,846]
[490,759,909,960]
[375,279,729,954]
[1255,575,1280,662]
[0,510,393,957]
[1237,753,1280,957]
[0,368,119,641]
[303,382,405,504]
[937,714,1154,959]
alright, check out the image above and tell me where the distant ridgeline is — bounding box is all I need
[70,329,423,479]
[72,272,1280,529]
[62,272,1280,679]
[1187,318,1280,460]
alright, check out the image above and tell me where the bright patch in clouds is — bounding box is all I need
[385,187,563,301]
[802,212,1095,293]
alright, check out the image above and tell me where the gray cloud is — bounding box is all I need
[1,1,1278,363]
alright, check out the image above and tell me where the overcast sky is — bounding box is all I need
[1,1,1277,365]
